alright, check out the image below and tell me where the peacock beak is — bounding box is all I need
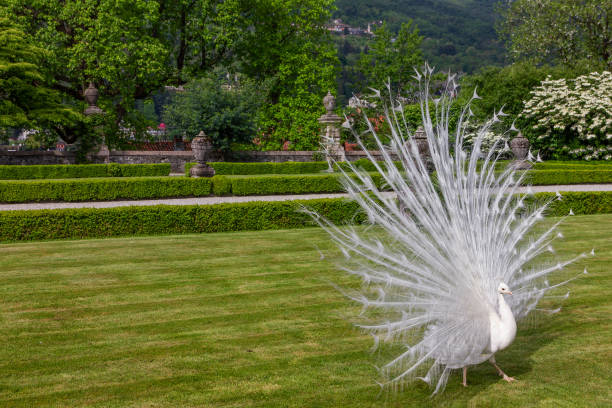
[507,291,513,295]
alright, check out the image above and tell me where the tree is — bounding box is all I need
[0,18,81,139]
[0,0,171,143]
[233,0,339,151]
[1,0,339,151]
[358,21,423,93]
[457,61,592,127]
[162,75,262,155]
[498,0,612,70]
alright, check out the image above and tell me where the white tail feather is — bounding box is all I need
[310,68,580,394]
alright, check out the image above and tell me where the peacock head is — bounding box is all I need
[497,282,513,295]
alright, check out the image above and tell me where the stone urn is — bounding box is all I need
[190,131,216,177]
[510,132,532,169]
[84,82,103,115]
[323,91,336,114]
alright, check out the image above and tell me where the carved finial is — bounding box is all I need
[323,91,336,114]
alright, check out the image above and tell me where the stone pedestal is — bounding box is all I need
[83,82,107,162]
[510,132,532,170]
[189,131,215,177]
[405,126,433,172]
[318,92,345,166]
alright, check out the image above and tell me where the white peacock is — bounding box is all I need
[308,66,589,394]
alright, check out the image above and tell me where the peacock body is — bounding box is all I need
[310,68,588,394]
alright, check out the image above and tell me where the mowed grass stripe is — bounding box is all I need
[0,217,610,407]
[3,339,371,397]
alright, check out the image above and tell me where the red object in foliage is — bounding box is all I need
[158,123,166,130]
[344,142,358,151]
[282,140,291,151]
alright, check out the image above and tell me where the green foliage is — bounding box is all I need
[357,21,423,92]
[534,161,612,169]
[523,170,612,185]
[334,0,505,73]
[0,198,366,241]
[520,72,612,160]
[162,76,262,154]
[210,175,232,196]
[0,177,210,203]
[0,192,610,241]
[255,41,338,151]
[228,173,385,196]
[498,0,612,70]
[1,0,338,152]
[185,159,398,176]
[0,0,170,141]
[0,18,82,134]
[186,161,330,176]
[530,192,612,216]
[457,62,591,126]
[0,163,170,180]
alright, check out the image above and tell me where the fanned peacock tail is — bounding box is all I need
[307,66,588,394]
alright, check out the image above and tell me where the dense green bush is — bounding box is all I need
[0,163,171,179]
[533,161,612,170]
[531,191,612,216]
[0,198,366,241]
[523,170,612,185]
[0,192,609,242]
[162,76,262,156]
[211,175,232,196]
[229,172,385,196]
[186,159,399,176]
[520,72,612,160]
[0,177,211,202]
[2,166,608,204]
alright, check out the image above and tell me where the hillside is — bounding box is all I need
[333,0,505,73]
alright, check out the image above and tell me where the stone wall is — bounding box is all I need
[0,150,194,173]
[0,149,389,173]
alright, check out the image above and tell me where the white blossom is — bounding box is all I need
[520,71,612,160]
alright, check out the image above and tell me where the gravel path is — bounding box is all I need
[0,184,610,212]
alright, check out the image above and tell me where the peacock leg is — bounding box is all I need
[462,367,468,387]
[489,356,515,382]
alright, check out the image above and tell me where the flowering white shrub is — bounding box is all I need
[520,71,612,160]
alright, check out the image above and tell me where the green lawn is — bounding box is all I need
[0,215,610,407]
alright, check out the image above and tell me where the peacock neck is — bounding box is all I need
[497,293,516,328]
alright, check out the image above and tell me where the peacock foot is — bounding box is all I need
[502,374,516,382]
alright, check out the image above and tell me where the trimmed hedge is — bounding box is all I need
[0,192,609,242]
[228,172,386,196]
[0,198,365,241]
[532,191,612,216]
[3,169,609,203]
[0,177,211,203]
[0,163,171,179]
[533,162,612,170]
[534,161,612,168]
[185,159,398,176]
[523,170,612,185]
